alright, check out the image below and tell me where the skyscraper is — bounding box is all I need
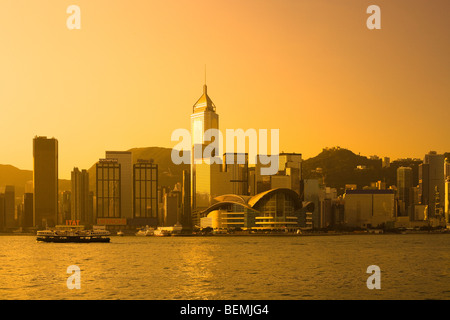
[445,158,450,179]
[60,191,71,222]
[254,153,302,196]
[4,185,15,229]
[445,178,450,224]
[96,159,121,220]
[181,170,191,229]
[418,163,429,210]
[190,83,219,223]
[133,160,158,219]
[397,167,413,219]
[22,193,33,229]
[71,168,90,225]
[33,136,58,228]
[422,151,445,218]
[0,193,4,231]
[222,153,249,196]
[106,151,133,219]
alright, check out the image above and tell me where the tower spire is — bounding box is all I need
[193,66,216,113]
[204,65,207,94]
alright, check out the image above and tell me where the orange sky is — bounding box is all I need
[0,0,449,179]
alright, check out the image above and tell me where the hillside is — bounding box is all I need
[0,165,32,196]
[1,146,427,198]
[0,164,71,198]
[302,147,423,194]
[0,164,32,186]
[302,147,388,194]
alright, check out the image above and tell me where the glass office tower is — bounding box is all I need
[133,160,158,219]
[190,84,219,225]
[96,159,121,219]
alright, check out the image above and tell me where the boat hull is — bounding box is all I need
[37,236,110,243]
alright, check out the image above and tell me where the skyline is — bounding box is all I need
[1,0,450,179]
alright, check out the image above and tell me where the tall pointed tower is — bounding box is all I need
[191,84,218,148]
[190,83,219,225]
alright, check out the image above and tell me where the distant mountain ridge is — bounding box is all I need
[1,146,429,198]
[302,147,423,194]
[0,164,71,198]
[0,164,32,186]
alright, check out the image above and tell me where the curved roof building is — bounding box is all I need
[199,188,314,231]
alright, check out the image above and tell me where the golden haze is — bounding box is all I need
[0,0,449,178]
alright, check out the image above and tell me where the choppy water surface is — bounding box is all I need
[0,234,449,300]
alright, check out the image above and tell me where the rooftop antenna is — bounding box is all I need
[203,65,207,93]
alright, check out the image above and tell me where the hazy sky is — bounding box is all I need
[0,0,449,179]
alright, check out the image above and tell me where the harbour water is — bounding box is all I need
[0,233,449,300]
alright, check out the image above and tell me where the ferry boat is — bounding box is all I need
[36,225,110,243]
[153,224,183,236]
[135,225,155,236]
[153,229,171,237]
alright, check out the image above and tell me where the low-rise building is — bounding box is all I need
[200,188,314,231]
[344,189,395,228]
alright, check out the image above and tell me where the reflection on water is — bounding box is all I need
[0,234,449,300]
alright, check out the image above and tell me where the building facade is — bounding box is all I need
[190,84,219,222]
[344,189,395,228]
[133,160,158,219]
[21,193,34,229]
[96,159,121,219]
[33,136,58,228]
[106,151,133,220]
[397,167,413,219]
[419,151,445,219]
[4,185,15,229]
[71,168,91,225]
[200,188,313,231]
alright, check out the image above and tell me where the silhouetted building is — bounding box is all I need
[445,158,450,179]
[96,159,121,219]
[397,167,413,219]
[163,192,179,227]
[181,170,191,229]
[344,189,395,228]
[222,153,249,196]
[0,193,4,230]
[419,163,429,209]
[133,160,158,219]
[253,153,302,196]
[106,151,133,220]
[22,193,34,228]
[419,151,445,218]
[303,179,321,228]
[4,186,15,229]
[445,178,450,224]
[33,136,58,228]
[71,168,91,224]
[60,191,71,222]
